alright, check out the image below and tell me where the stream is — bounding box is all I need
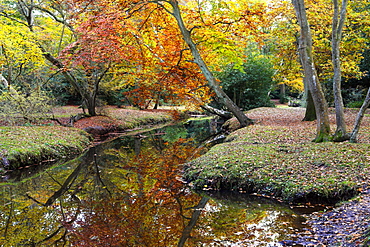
[0,119,318,246]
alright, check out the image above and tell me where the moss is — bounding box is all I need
[0,126,92,169]
[0,107,176,170]
[184,126,370,204]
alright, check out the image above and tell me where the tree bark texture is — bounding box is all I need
[332,0,349,141]
[350,87,370,142]
[169,1,253,128]
[303,87,317,121]
[292,0,331,142]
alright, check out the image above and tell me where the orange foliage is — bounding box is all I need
[63,139,204,246]
[61,0,267,109]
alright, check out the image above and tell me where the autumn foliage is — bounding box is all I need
[58,0,268,109]
[63,139,203,246]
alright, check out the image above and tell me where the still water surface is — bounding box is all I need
[0,121,310,246]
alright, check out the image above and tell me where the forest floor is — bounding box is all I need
[184,106,370,246]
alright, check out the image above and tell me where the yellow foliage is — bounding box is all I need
[280,78,304,93]
[0,20,46,70]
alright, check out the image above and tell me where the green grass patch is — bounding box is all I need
[0,126,92,169]
[184,107,370,204]
[106,108,172,129]
[185,138,368,203]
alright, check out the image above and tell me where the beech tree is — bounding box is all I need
[270,0,369,124]
[168,0,253,127]
[292,0,331,142]
[331,0,349,141]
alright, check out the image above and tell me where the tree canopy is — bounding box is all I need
[0,0,369,138]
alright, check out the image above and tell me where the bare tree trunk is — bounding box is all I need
[292,0,331,142]
[350,88,370,143]
[332,0,349,141]
[169,1,253,128]
[178,197,209,247]
[303,87,317,121]
[0,74,9,88]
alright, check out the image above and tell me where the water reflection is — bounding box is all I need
[0,121,309,246]
[196,191,306,246]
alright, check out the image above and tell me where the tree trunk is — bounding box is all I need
[15,1,98,117]
[169,1,253,128]
[40,46,98,116]
[332,0,349,141]
[85,96,96,116]
[303,86,317,121]
[0,74,9,89]
[350,87,370,143]
[292,0,331,142]
[178,197,209,247]
[279,83,286,103]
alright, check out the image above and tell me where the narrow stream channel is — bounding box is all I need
[0,119,316,246]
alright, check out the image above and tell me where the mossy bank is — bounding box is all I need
[0,107,175,170]
[0,126,92,170]
[183,107,370,204]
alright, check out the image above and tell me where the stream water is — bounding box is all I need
[0,120,315,246]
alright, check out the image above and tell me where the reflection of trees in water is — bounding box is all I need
[0,129,209,246]
[0,123,304,246]
[63,138,207,246]
[0,147,101,246]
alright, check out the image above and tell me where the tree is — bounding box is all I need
[0,20,46,87]
[331,0,349,141]
[0,0,110,116]
[350,88,370,142]
[66,0,266,126]
[217,52,276,111]
[292,0,331,142]
[168,0,254,127]
[269,0,369,125]
[291,0,370,142]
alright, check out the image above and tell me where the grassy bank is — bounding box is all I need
[0,106,175,169]
[184,107,370,204]
[0,126,91,169]
[105,108,173,129]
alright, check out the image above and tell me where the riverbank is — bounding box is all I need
[185,107,370,203]
[0,126,91,170]
[183,106,370,245]
[0,106,174,170]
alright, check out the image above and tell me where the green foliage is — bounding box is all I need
[44,74,78,105]
[347,100,365,108]
[0,86,54,125]
[341,88,367,108]
[217,53,276,111]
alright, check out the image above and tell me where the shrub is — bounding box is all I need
[347,100,364,108]
[216,54,276,111]
[0,86,54,125]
